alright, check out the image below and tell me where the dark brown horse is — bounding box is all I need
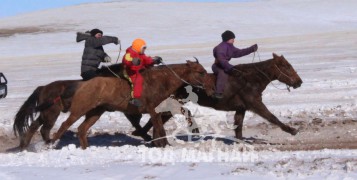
[135,53,303,140]
[13,64,125,149]
[50,61,211,149]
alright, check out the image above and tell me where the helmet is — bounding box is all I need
[132,38,147,54]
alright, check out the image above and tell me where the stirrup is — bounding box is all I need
[212,93,223,99]
[129,98,142,107]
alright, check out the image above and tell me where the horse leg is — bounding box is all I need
[20,117,42,149]
[77,108,105,149]
[141,112,172,134]
[150,112,169,147]
[52,113,81,143]
[234,109,246,140]
[125,113,152,141]
[251,101,298,135]
[21,108,59,149]
[40,108,60,144]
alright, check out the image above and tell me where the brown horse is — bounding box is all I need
[135,53,303,140]
[50,61,211,149]
[13,64,125,150]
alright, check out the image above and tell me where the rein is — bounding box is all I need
[160,60,205,89]
[251,51,291,91]
[106,65,121,78]
[115,41,122,64]
[104,40,122,78]
[105,43,205,89]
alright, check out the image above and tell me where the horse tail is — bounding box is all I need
[13,86,43,137]
[35,81,81,114]
[35,96,61,111]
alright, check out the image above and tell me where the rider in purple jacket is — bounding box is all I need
[212,30,258,99]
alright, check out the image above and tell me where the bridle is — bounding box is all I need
[274,64,294,92]
[248,51,293,92]
[115,41,122,64]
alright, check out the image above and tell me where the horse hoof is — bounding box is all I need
[132,130,152,141]
[19,145,27,152]
[143,134,153,142]
[50,139,57,144]
[153,140,168,148]
[131,130,141,137]
[290,128,299,135]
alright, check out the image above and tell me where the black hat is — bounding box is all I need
[90,28,103,36]
[221,30,235,42]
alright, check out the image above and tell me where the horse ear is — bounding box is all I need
[272,53,280,59]
[193,57,200,64]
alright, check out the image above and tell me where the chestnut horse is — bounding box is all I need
[50,61,210,149]
[134,53,303,140]
[13,64,125,150]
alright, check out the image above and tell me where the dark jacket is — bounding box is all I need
[76,32,118,74]
[213,42,255,72]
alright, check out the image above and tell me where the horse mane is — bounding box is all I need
[233,58,274,70]
[151,64,186,70]
[142,63,192,75]
[96,63,124,77]
[98,63,186,74]
[97,63,123,73]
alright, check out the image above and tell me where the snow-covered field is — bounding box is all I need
[0,0,357,179]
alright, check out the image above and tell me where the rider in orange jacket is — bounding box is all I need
[122,38,162,107]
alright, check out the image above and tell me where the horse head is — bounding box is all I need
[184,60,214,96]
[272,53,303,89]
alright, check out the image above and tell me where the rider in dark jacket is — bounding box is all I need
[212,30,258,99]
[76,29,119,80]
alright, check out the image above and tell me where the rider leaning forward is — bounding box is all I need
[122,38,162,107]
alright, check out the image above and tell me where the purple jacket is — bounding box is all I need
[213,42,255,72]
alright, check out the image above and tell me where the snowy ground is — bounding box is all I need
[0,0,357,179]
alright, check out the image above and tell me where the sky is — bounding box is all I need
[0,0,110,18]
[0,0,252,18]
